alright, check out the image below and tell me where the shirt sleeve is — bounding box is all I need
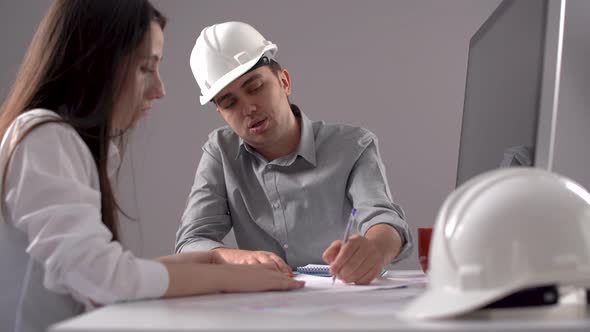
[175,140,232,253]
[3,122,169,305]
[346,133,414,264]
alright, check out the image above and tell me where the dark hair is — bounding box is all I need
[0,0,166,241]
[249,56,283,76]
[268,59,283,76]
[267,59,291,105]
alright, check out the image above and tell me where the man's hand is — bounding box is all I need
[213,248,292,274]
[322,224,403,285]
[322,235,384,285]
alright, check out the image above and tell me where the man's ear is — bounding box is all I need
[279,69,291,96]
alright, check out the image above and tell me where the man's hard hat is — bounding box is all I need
[189,21,277,105]
[402,167,590,319]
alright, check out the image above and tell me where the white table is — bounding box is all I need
[50,270,590,332]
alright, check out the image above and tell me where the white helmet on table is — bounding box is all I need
[402,167,590,319]
[190,21,278,105]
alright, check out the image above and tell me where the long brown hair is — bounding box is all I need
[0,0,166,241]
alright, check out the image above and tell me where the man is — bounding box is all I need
[176,21,413,284]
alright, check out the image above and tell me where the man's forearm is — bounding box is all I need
[175,235,226,254]
[365,224,403,266]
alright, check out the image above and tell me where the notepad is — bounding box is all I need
[296,264,388,278]
[296,264,332,277]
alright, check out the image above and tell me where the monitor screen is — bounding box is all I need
[456,0,552,186]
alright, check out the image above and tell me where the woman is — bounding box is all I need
[0,1,303,331]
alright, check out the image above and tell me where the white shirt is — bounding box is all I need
[0,109,168,332]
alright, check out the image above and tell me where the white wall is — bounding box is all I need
[552,0,590,190]
[0,1,502,270]
[124,0,502,269]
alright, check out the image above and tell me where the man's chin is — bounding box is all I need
[243,137,270,149]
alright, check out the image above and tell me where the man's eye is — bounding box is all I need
[220,100,236,109]
[248,82,263,93]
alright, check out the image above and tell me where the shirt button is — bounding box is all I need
[273,202,280,209]
[283,244,289,249]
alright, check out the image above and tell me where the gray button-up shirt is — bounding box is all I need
[176,105,413,268]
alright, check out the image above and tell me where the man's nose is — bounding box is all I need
[241,98,257,116]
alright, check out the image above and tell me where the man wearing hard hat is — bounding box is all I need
[176,21,413,284]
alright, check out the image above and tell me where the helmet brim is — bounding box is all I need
[399,286,505,320]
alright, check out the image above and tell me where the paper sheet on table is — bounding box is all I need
[293,274,425,292]
[173,273,427,316]
[182,286,424,316]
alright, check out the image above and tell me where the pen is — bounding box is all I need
[332,207,358,285]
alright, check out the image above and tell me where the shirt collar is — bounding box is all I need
[293,105,317,167]
[236,104,317,167]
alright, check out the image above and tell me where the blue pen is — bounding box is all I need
[332,208,358,285]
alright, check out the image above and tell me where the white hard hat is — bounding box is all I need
[189,21,278,105]
[402,167,590,319]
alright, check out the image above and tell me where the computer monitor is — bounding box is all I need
[455,0,564,186]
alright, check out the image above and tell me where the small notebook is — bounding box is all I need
[296,264,388,278]
[296,264,332,277]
